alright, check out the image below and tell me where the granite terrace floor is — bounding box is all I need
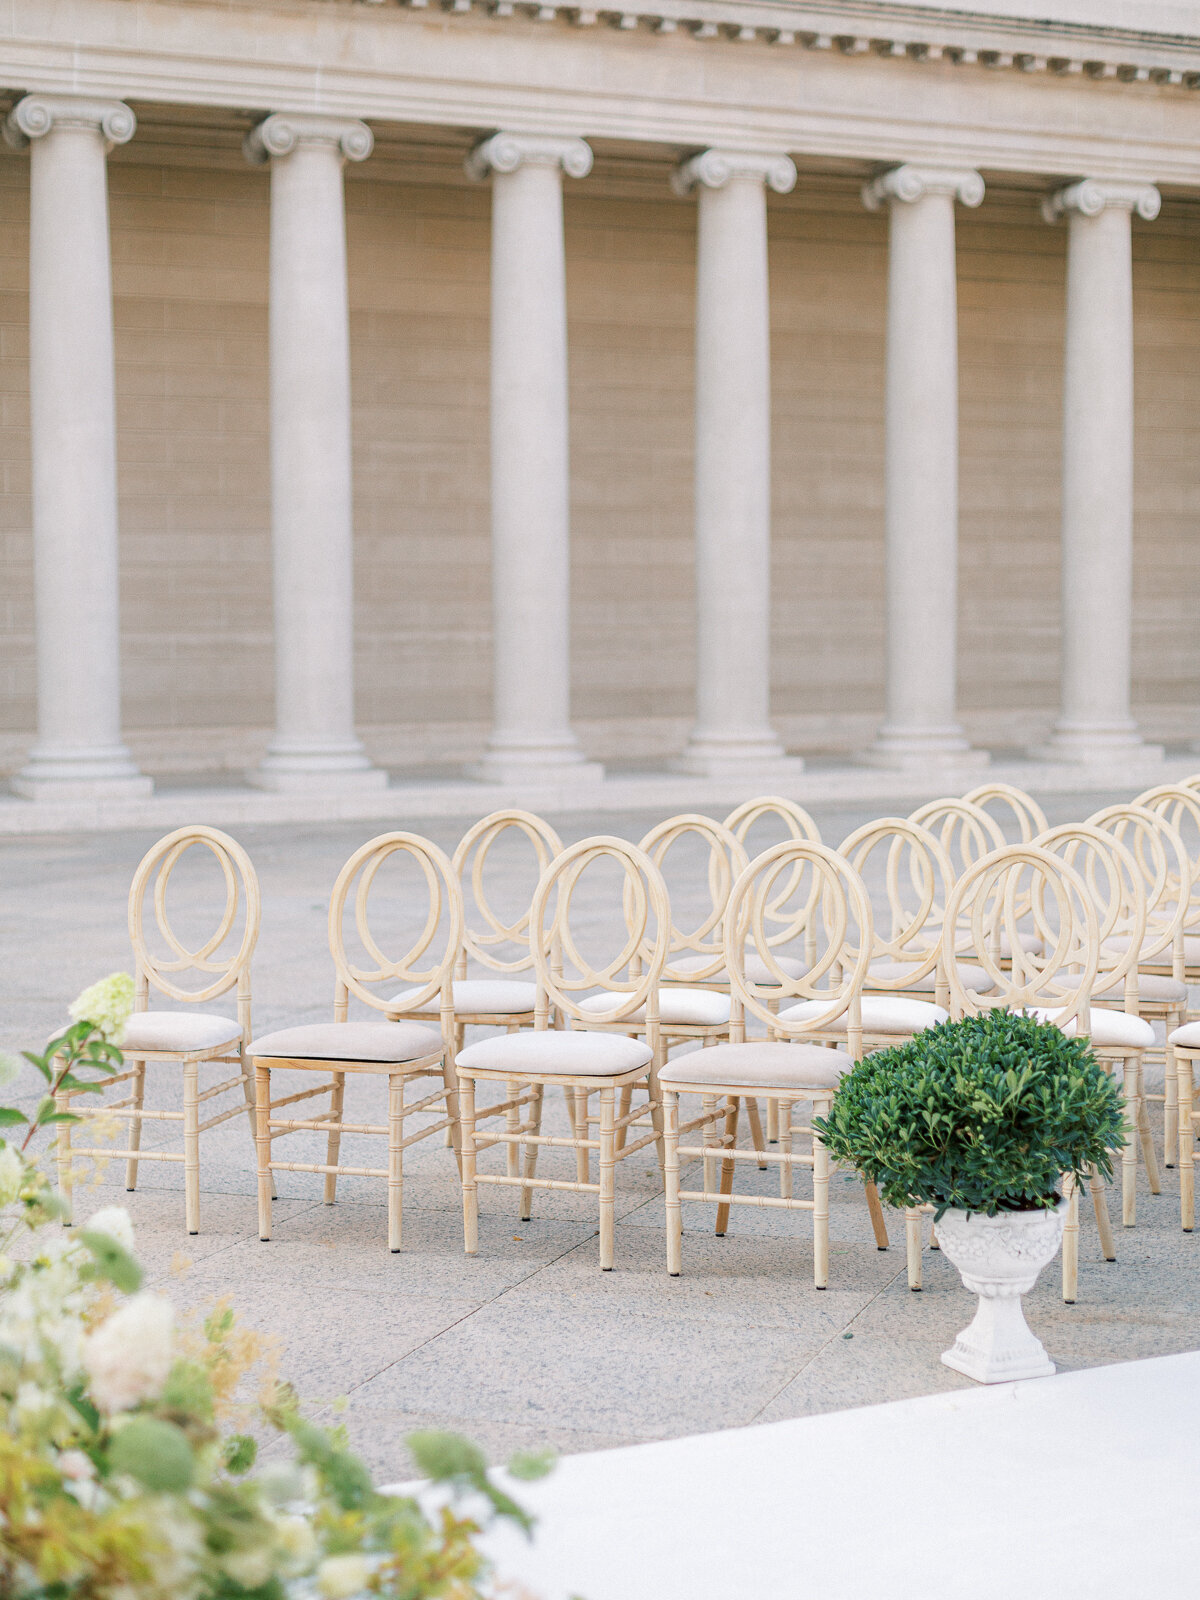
[2,792,1198,1481]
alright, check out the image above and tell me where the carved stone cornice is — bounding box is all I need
[1042,177,1162,223]
[243,113,374,166]
[671,148,797,197]
[3,94,135,153]
[465,131,593,181]
[862,164,985,210]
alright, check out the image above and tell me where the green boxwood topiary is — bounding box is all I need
[813,1009,1125,1219]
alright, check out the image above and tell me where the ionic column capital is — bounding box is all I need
[3,94,135,153]
[862,164,984,211]
[1042,178,1160,224]
[671,148,796,198]
[466,132,593,182]
[244,113,373,166]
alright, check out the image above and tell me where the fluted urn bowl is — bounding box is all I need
[935,1198,1067,1384]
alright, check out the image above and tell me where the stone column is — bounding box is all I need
[673,149,802,780]
[859,164,987,772]
[466,132,601,785]
[245,114,384,791]
[1036,179,1162,765]
[5,95,151,799]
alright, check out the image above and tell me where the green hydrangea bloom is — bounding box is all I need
[68,972,135,1045]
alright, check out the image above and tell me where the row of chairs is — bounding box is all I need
[51,781,1200,1305]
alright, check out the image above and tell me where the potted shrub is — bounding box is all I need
[815,1010,1124,1384]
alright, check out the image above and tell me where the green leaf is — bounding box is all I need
[406,1431,488,1484]
[223,1433,258,1475]
[0,1108,28,1127]
[108,1416,195,1493]
[507,1447,556,1482]
[78,1230,143,1294]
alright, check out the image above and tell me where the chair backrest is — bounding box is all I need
[909,797,1008,957]
[530,836,672,1032]
[723,797,823,965]
[723,841,874,1057]
[1133,784,1200,934]
[1034,823,1146,1005]
[837,817,954,999]
[962,782,1049,843]
[128,826,260,1035]
[1086,802,1188,971]
[451,809,563,978]
[942,844,1099,1027]
[636,815,749,983]
[328,833,463,1025]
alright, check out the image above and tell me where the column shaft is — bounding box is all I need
[247,114,382,790]
[674,149,800,780]
[860,164,985,771]
[7,96,149,798]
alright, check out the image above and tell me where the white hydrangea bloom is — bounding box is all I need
[68,972,135,1046]
[82,1292,174,1413]
[0,1144,25,1207]
[316,1554,372,1599]
[84,1205,136,1255]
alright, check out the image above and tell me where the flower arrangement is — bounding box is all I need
[0,977,550,1600]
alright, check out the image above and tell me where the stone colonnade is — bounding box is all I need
[1,93,1165,796]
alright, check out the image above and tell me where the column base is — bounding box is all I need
[9,744,153,800]
[249,740,387,792]
[468,736,604,786]
[671,732,803,782]
[857,724,989,773]
[1031,722,1164,767]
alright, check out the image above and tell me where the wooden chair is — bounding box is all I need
[939,843,1105,1304]
[455,836,672,1270]
[661,840,890,1286]
[54,825,261,1236]
[962,782,1049,843]
[247,832,462,1253]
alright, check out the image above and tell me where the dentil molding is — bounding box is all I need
[1042,177,1162,222]
[862,163,985,209]
[465,131,594,180]
[244,112,374,165]
[3,94,135,152]
[671,148,797,196]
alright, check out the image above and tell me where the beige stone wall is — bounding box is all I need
[1,144,1198,775]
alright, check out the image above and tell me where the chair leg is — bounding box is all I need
[324,1072,346,1205]
[746,1097,769,1171]
[388,1073,404,1253]
[238,1047,275,1199]
[615,1083,634,1155]
[779,1098,794,1201]
[255,1063,272,1242]
[1088,1163,1116,1262]
[766,1097,779,1144]
[646,1065,667,1177]
[124,1057,146,1192]
[1136,1062,1161,1196]
[183,1061,200,1236]
[598,1087,616,1271]
[520,1083,543,1221]
[664,1090,683,1276]
[505,1079,520,1178]
[864,1181,889,1250]
[1121,1058,1138,1228]
[573,1088,590,1184]
[905,1208,923,1291]
[1062,1173,1079,1303]
[1164,1028,1179,1167]
[715,1097,741,1237]
[813,1116,830,1290]
[701,1093,718,1195]
[461,1075,479,1255]
[55,1085,73,1225]
[1179,1052,1195,1232]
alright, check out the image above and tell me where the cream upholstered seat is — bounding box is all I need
[868,958,993,994]
[1104,932,1200,965]
[247,1021,441,1064]
[390,979,538,1016]
[1095,971,1187,1003]
[1027,1007,1155,1050]
[778,996,947,1035]
[661,1041,850,1091]
[121,1011,243,1054]
[578,988,731,1027]
[52,826,261,1238]
[457,1030,653,1077]
[1169,1020,1200,1049]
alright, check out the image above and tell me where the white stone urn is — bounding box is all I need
[935,1198,1067,1384]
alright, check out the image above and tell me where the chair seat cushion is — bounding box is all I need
[1028,1008,1155,1050]
[1169,1021,1200,1048]
[577,988,731,1027]
[868,959,994,994]
[669,952,806,985]
[660,1041,852,1091]
[248,1022,442,1064]
[389,979,538,1016]
[1105,934,1200,966]
[1095,973,1188,1003]
[777,997,947,1035]
[121,1010,243,1055]
[456,1030,652,1077]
